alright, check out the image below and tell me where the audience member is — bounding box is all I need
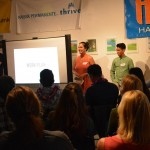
[107,74,143,136]
[73,41,95,94]
[36,69,61,121]
[0,53,4,76]
[46,82,96,150]
[110,43,134,87]
[146,80,150,88]
[0,75,15,133]
[0,86,74,150]
[85,64,119,137]
[129,67,150,101]
[97,90,150,150]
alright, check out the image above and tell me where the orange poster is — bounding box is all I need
[0,0,11,33]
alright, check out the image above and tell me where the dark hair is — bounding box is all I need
[79,42,89,51]
[116,43,126,50]
[50,82,88,135]
[6,86,44,144]
[40,69,54,87]
[87,64,102,77]
[129,67,150,101]
[0,75,15,99]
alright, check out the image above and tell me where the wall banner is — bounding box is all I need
[125,0,150,39]
[0,0,11,33]
[16,0,82,33]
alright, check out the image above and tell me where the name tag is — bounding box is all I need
[120,63,125,66]
[82,62,88,65]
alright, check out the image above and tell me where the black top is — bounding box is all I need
[85,79,119,106]
[0,130,74,150]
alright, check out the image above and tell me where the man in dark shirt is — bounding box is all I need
[85,64,119,137]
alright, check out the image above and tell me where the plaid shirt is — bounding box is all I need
[0,97,14,133]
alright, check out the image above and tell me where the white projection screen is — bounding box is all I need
[5,36,72,85]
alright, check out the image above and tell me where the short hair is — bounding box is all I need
[40,69,54,87]
[116,43,126,50]
[79,42,89,51]
[120,74,143,95]
[0,75,15,99]
[87,64,102,77]
[118,90,150,144]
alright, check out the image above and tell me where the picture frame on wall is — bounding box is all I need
[126,39,138,53]
[71,40,78,55]
[87,39,98,55]
[106,38,116,55]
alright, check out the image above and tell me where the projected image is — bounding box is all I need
[14,47,60,84]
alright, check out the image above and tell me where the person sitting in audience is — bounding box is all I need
[0,75,15,133]
[107,74,143,136]
[36,69,61,121]
[46,82,96,150]
[97,90,150,150]
[0,86,74,150]
[146,80,150,88]
[129,67,150,101]
[85,64,119,137]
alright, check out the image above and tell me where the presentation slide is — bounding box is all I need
[6,37,68,84]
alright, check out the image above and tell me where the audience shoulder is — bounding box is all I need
[44,130,70,140]
[97,138,105,150]
[43,130,74,149]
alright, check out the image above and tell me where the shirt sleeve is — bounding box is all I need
[128,58,134,69]
[110,60,118,84]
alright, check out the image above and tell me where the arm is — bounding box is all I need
[89,56,95,65]
[128,58,134,69]
[97,138,105,150]
[72,57,80,77]
[110,60,118,84]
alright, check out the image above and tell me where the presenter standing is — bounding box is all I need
[110,43,134,87]
[73,42,95,94]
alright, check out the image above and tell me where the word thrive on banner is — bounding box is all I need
[16,0,82,33]
[125,0,150,39]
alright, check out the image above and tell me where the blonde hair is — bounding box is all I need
[118,90,150,144]
[120,74,143,95]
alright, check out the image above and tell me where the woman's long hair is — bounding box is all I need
[50,82,88,136]
[118,90,150,144]
[120,74,143,95]
[6,86,44,144]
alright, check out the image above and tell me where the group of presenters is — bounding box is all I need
[73,42,134,92]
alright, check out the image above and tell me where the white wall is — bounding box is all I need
[3,0,150,82]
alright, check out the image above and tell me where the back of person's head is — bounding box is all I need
[79,41,89,51]
[54,82,87,132]
[129,67,145,84]
[116,43,126,50]
[6,86,44,143]
[40,69,54,87]
[87,64,102,77]
[129,67,150,99]
[0,75,15,99]
[120,74,143,95]
[118,90,150,144]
